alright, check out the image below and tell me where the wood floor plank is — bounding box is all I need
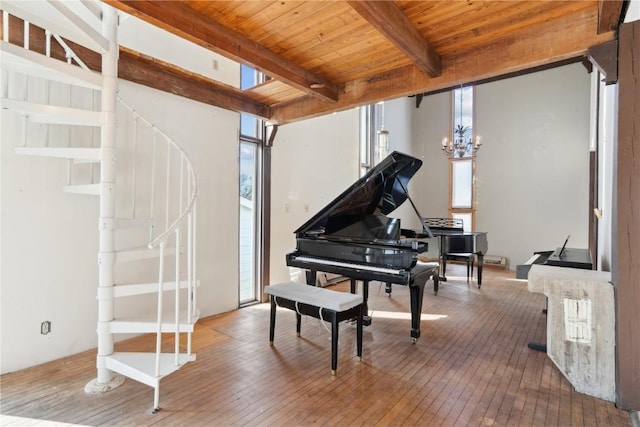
[0,266,632,427]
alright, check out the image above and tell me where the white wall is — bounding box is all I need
[1,85,101,371]
[410,92,451,220]
[117,81,240,316]
[118,12,238,87]
[406,64,592,269]
[385,97,423,229]
[475,64,591,268]
[270,110,359,285]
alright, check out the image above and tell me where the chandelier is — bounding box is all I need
[441,86,482,158]
[441,124,481,158]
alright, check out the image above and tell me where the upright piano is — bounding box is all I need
[424,218,488,286]
[286,151,437,343]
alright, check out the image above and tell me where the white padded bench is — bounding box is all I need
[264,281,363,375]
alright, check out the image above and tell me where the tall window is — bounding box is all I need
[449,86,477,231]
[359,102,387,177]
[239,64,264,304]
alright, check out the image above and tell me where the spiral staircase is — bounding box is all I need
[1,1,199,413]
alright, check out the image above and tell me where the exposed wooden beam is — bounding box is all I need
[118,47,270,119]
[103,0,340,103]
[598,0,625,34]
[614,19,640,411]
[270,8,614,125]
[3,18,270,119]
[347,0,441,78]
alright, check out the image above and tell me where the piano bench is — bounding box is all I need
[264,281,363,375]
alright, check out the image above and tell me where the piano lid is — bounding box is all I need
[295,151,423,236]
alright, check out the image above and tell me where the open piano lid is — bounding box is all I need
[295,151,423,236]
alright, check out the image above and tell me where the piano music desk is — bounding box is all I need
[264,282,363,375]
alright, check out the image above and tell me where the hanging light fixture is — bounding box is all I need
[441,88,482,158]
[376,102,389,163]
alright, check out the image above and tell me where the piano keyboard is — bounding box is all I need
[290,255,403,275]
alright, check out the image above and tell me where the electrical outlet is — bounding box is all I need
[41,321,51,335]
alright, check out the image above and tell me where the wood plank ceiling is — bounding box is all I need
[103,0,621,125]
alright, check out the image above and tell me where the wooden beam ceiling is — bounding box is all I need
[102,0,340,102]
[269,7,615,124]
[347,0,441,78]
[4,1,618,126]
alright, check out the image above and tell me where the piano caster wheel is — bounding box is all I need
[411,337,417,344]
[363,316,372,326]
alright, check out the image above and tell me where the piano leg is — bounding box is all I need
[385,282,392,295]
[477,253,484,288]
[351,279,371,326]
[269,297,277,345]
[439,238,448,282]
[409,281,425,344]
[305,270,317,286]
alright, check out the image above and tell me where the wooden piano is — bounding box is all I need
[286,151,438,343]
[423,218,489,287]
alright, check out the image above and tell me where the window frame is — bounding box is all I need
[448,86,478,231]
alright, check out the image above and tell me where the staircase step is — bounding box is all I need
[62,183,102,196]
[15,146,101,162]
[0,41,102,90]
[113,280,199,298]
[110,312,199,334]
[115,245,177,264]
[105,352,196,388]
[1,98,102,126]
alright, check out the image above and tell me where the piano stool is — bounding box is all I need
[264,282,363,375]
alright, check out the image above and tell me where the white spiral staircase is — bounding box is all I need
[1,1,199,413]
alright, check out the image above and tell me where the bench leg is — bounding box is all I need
[356,305,363,361]
[296,312,302,337]
[331,312,338,375]
[269,297,276,345]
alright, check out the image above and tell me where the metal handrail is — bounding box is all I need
[117,99,199,250]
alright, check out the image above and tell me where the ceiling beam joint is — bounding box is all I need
[347,0,441,78]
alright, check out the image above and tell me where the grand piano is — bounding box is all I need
[286,151,438,343]
[423,218,488,287]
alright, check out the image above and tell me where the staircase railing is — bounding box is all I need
[118,99,199,363]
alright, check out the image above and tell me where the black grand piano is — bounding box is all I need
[424,218,488,287]
[286,151,438,343]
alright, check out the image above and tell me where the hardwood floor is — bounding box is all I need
[0,266,632,426]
